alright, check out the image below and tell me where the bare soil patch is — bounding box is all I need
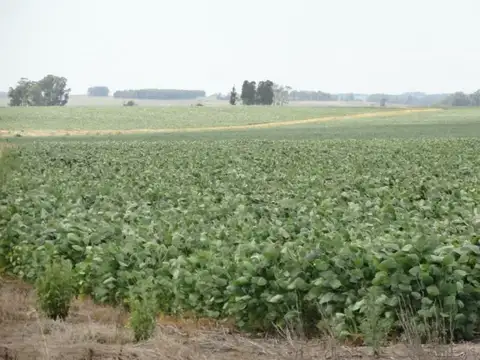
[0,276,478,360]
[0,109,441,138]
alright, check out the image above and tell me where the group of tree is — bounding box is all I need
[87,86,110,97]
[7,75,70,106]
[229,80,275,105]
[113,89,205,100]
[289,90,337,101]
[367,92,450,107]
[228,82,344,105]
[441,90,480,107]
[273,84,291,105]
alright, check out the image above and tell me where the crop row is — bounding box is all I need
[1,138,479,339]
[0,106,382,131]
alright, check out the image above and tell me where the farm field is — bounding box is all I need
[0,93,379,108]
[0,106,396,134]
[1,107,480,359]
[2,107,478,142]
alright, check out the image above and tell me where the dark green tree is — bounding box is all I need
[469,89,480,106]
[256,80,274,105]
[229,85,237,105]
[8,75,70,106]
[88,86,110,97]
[28,83,45,106]
[7,78,36,106]
[240,80,256,105]
[240,81,249,104]
[443,92,472,107]
[37,75,70,106]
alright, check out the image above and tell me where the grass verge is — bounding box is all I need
[0,276,477,360]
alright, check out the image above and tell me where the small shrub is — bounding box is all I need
[128,283,158,342]
[123,100,136,107]
[359,287,394,355]
[36,258,76,320]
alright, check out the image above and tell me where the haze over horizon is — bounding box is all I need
[1,0,479,96]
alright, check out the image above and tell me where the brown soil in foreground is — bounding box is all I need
[0,277,478,360]
[0,108,441,138]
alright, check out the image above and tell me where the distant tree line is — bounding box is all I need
[441,90,480,107]
[289,90,338,101]
[7,75,70,106]
[367,93,450,107]
[367,91,480,107]
[228,82,342,105]
[0,91,7,98]
[337,93,357,101]
[113,89,205,100]
[88,86,110,97]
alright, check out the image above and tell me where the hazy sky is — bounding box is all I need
[1,0,479,95]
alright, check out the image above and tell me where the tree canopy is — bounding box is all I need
[88,86,110,97]
[8,75,70,107]
[289,90,337,101]
[239,80,274,105]
[442,92,474,107]
[367,92,450,106]
[229,86,237,105]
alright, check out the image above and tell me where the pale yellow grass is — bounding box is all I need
[0,108,441,138]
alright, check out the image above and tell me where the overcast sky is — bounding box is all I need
[1,0,479,95]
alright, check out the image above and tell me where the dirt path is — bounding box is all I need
[0,108,441,138]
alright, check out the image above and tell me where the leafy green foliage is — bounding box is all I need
[256,80,274,105]
[1,138,479,340]
[123,100,137,107]
[0,106,384,131]
[240,80,256,105]
[8,75,70,107]
[359,287,394,354]
[35,258,76,320]
[88,86,110,97]
[128,279,158,342]
[229,86,237,105]
[240,79,274,105]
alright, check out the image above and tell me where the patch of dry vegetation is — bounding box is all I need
[0,277,478,360]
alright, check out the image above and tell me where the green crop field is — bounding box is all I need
[1,107,480,342]
[0,106,390,132]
